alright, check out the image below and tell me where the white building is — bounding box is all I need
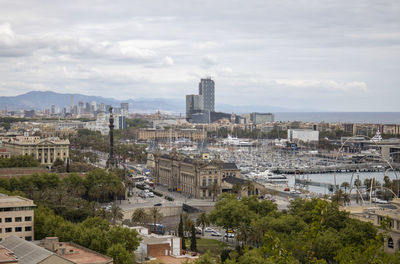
[287,129,319,143]
[85,113,126,135]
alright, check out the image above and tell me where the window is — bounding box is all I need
[25,226,32,231]
[202,190,206,197]
[202,178,206,187]
[5,218,11,223]
[214,179,218,185]
[15,227,22,232]
[208,178,212,186]
[0,228,2,233]
[5,228,12,233]
[0,218,2,223]
[15,217,22,222]
[25,236,32,241]
[25,216,32,221]
[388,237,394,249]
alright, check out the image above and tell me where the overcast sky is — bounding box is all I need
[0,0,399,111]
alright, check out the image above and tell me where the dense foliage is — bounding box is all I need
[0,169,124,221]
[205,194,400,263]
[0,155,40,168]
[35,206,139,264]
[70,129,147,163]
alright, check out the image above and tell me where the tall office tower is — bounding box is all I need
[85,102,91,113]
[70,95,74,113]
[78,101,84,115]
[121,103,129,112]
[90,101,97,112]
[99,103,105,112]
[51,105,56,115]
[186,94,200,120]
[198,78,215,112]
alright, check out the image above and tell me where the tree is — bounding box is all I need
[110,203,123,225]
[196,212,210,236]
[106,243,133,264]
[149,207,162,226]
[209,181,220,201]
[209,194,254,242]
[190,224,197,252]
[179,214,186,250]
[66,158,70,172]
[232,183,242,197]
[131,208,149,226]
[341,182,350,194]
[244,180,255,196]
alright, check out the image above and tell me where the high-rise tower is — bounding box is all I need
[198,78,215,112]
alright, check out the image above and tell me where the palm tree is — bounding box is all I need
[110,203,124,225]
[354,178,362,204]
[96,208,112,222]
[341,181,350,194]
[131,208,149,226]
[196,212,210,236]
[209,182,220,202]
[232,183,242,197]
[149,207,163,227]
[244,180,255,197]
[182,214,193,237]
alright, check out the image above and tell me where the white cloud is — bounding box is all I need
[0,1,399,111]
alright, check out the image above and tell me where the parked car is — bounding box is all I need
[225,233,235,238]
[211,231,221,237]
[204,227,215,232]
[195,227,202,234]
[153,203,162,206]
[147,192,155,197]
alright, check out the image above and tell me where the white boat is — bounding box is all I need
[266,174,288,183]
[222,135,255,147]
[370,131,382,142]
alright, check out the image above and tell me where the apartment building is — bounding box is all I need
[0,196,36,242]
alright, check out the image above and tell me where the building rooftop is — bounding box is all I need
[222,163,238,170]
[57,242,113,264]
[0,195,36,208]
[0,236,54,264]
[140,234,177,245]
[0,246,18,263]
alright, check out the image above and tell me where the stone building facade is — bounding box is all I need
[2,136,70,166]
[135,129,206,142]
[154,150,240,199]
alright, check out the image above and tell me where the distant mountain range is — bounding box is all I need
[0,91,297,114]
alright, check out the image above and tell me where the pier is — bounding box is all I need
[295,178,338,190]
[272,163,388,175]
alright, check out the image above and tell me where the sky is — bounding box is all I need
[0,0,399,111]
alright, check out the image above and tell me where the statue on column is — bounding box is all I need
[106,106,117,169]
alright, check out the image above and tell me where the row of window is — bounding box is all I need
[0,216,32,222]
[202,178,218,187]
[0,226,32,233]
[0,207,35,212]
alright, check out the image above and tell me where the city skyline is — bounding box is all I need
[1,1,399,111]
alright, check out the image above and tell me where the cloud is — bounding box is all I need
[0,1,399,111]
[0,23,35,56]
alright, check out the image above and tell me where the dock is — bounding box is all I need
[272,163,387,175]
[295,178,338,190]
